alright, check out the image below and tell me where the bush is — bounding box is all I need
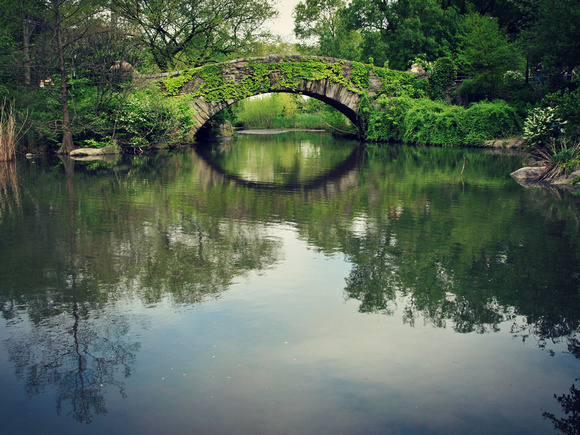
[502,71,525,91]
[541,87,580,136]
[363,97,522,146]
[463,100,522,145]
[116,89,195,148]
[429,57,457,99]
[362,95,413,142]
[402,100,463,145]
[522,107,566,150]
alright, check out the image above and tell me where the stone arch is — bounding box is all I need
[161,55,383,136]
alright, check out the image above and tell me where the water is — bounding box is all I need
[1,131,579,434]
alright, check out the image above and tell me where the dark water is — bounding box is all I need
[1,131,580,434]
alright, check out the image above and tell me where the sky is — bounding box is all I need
[266,0,302,42]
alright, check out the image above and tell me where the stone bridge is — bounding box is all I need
[160,55,417,136]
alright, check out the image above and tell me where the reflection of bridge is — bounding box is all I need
[192,145,363,199]
[160,55,401,136]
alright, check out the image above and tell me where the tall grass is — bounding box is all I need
[0,100,16,161]
[233,93,355,132]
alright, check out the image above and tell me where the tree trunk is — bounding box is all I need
[53,0,74,155]
[22,16,33,86]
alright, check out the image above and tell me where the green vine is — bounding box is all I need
[162,57,388,103]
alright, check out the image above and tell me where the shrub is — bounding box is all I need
[363,97,521,147]
[532,138,580,181]
[522,107,566,150]
[117,90,195,147]
[362,95,413,142]
[502,71,525,91]
[464,100,522,145]
[429,57,457,99]
[541,87,580,136]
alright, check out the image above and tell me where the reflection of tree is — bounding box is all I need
[124,216,283,304]
[342,196,580,342]
[337,147,580,352]
[0,153,285,422]
[0,160,19,221]
[2,156,143,424]
[543,379,580,435]
[4,301,141,424]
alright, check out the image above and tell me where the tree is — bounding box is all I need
[47,0,107,154]
[293,0,345,41]
[109,0,278,70]
[343,0,460,69]
[293,0,361,60]
[527,0,580,78]
[456,11,518,101]
[42,0,138,154]
[0,0,46,85]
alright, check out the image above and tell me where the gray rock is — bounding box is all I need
[510,167,545,186]
[70,145,121,157]
[552,170,580,185]
[485,137,523,148]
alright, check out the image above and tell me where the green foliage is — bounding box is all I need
[532,138,580,181]
[463,100,522,144]
[362,96,413,142]
[527,0,580,77]
[164,57,386,102]
[350,62,370,89]
[232,93,354,131]
[456,11,519,103]
[233,94,294,128]
[522,107,566,150]
[343,0,460,70]
[372,67,428,98]
[522,104,580,181]
[116,89,195,147]
[110,0,277,70]
[81,138,111,149]
[363,97,521,146]
[293,0,362,60]
[502,70,525,91]
[428,57,457,99]
[540,88,580,136]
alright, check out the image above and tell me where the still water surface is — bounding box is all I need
[1,132,580,434]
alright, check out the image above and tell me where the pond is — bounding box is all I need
[1,131,580,434]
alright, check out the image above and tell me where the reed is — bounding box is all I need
[0,100,16,162]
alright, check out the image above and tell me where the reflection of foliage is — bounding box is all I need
[0,160,18,219]
[543,379,580,435]
[336,145,580,347]
[4,302,141,424]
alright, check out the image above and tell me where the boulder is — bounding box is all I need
[484,137,523,148]
[409,63,426,75]
[510,166,545,186]
[552,170,580,186]
[216,121,234,138]
[70,145,121,157]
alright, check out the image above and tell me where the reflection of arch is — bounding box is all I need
[162,55,386,135]
[194,145,363,195]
